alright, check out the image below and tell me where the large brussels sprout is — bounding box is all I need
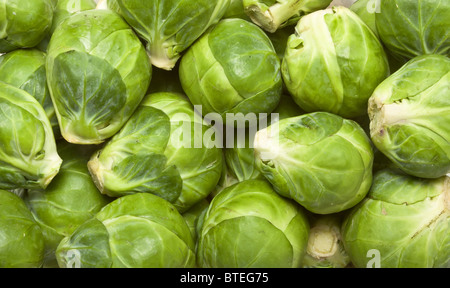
[100,0,230,71]
[0,82,62,190]
[369,54,450,179]
[243,0,332,33]
[0,49,58,134]
[254,112,374,214]
[342,168,449,268]
[56,193,196,268]
[282,6,389,118]
[376,0,450,60]
[302,214,350,268]
[46,10,152,145]
[179,18,282,126]
[0,190,45,268]
[88,92,223,213]
[197,180,310,268]
[25,142,111,268]
[0,0,54,53]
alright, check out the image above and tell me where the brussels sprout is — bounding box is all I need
[46,10,152,145]
[0,49,58,134]
[56,193,196,268]
[342,168,449,268]
[254,112,374,214]
[0,82,62,190]
[225,94,303,182]
[302,214,350,268]
[88,92,223,213]
[243,0,333,33]
[282,7,390,118]
[376,0,450,60]
[0,190,45,268]
[0,0,54,53]
[197,180,310,268]
[102,0,230,71]
[180,18,282,126]
[369,54,450,179]
[25,142,112,268]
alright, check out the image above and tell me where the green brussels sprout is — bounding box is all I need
[369,54,450,179]
[0,0,54,53]
[0,49,58,135]
[46,10,152,145]
[25,142,112,268]
[376,0,450,60]
[302,214,351,268]
[225,94,303,182]
[0,190,45,268]
[56,193,196,268]
[197,180,310,268]
[0,82,62,190]
[254,112,374,214]
[342,168,449,268]
[282,6,390,118]
[179,18,282,126]
[243,0,333,33]
[88,92,224,213]
[102,0,230,71]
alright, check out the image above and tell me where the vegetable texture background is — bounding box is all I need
[0,0,448,269]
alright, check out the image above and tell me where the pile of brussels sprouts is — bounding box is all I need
[0,0,448,269]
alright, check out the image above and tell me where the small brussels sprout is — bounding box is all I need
[369,54,450,179]
[0,190,45,268]
[0,82,62,190]
[25,142,112,268]
[88,92,223,213]
[282,6,389,118]
[376,0,450,60]
[56,193,196,268]
[302,214,351,268]
[0,0,54,53]
[102,0,230,71]
[254,112,374,214]
[243,0,333,33]
[0,49,58,135]
[180,19,282,126]
[342,169,449,268]
[46,10,152,145]
[197,180,310,268]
